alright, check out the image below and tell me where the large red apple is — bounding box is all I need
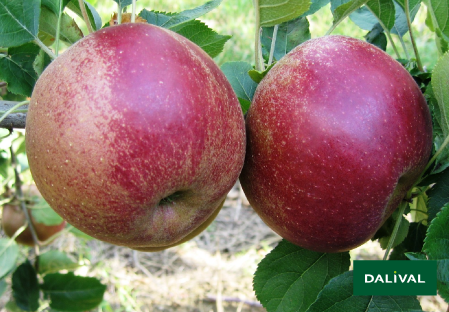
[25,23,246,251]
[240,35,432,253]
[2,186,66,246]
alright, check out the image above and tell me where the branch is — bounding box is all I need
[0,101,28,129]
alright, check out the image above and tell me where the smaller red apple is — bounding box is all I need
[2,186,66,246]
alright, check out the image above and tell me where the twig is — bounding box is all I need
[268,25,279,66]
[205,295,263,307]
[78,0,93,33]
[383,196,409,260]
[405,0,423,72]
[10,146,40,269]
[0,100,29,129]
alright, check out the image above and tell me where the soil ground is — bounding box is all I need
[1,183,447,311]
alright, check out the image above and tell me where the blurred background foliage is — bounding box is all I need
[76,0,438,68]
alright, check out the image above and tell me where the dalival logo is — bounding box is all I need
[353,260,437,296]
[364,271,426,284]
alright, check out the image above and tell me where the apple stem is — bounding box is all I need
[78,0,94,34]
[117,3,123,25]
[382,193,410,260]
[10,146,41,258]
[131,0,137,23]
[253,0,264,72]
[405,0,424,72]
[268,25,279,66]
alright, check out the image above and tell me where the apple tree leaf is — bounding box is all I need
[306,271,422,311]
[406,251,429,260]
[221,62,258,114]
[112,0,133,10]
[258,0,311,27]
[41,272,107,311]
[371,208,410,250]
[31,196,64,226]
[261,16,311,62]
[41,0,71,16]
[253,239,350,312]
[66,0,102,31]
[39,7,83,46]
[364,23,388,50]
[39,250,79,275]
[390,0,421,37]
[0,238,19,279]
[366,0,396,31]
[139,9,173,27]
[301,0,331,17]
[12,260,40,312]
[421,169,449,221]
[155,0,222,29]
[422,204,449,301]
[330,0,370,33]
[33,48,52,76]
[170,19,231,58]
[0,0,40,48]
[431,51,449,168]
[390,223,428,260]
[0,43,40,97]
[427,0,449,42]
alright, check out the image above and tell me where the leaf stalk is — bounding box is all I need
[78,0,94,33]
[405,0,423,71]
[382,194,410,260]
[253,0,264,71]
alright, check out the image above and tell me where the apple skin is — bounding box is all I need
[25,23,246,251]
[2,187,66,246]
[239,36,432,253]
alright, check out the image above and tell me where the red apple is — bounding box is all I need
[2,186,66,246]
[240,35,432,253]
[25,23,246,251]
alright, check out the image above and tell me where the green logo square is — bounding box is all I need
[353,260,437,296]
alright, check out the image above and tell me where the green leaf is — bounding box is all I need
[42,0,71,16]
[366,0,396,31]
[429,52,449,172]
[138,9,173,27]
[259,0,311,27]
[41,272,107,311]
[12,260,39,312]
[364,23,387,50]
[112,0,132,10]
[423,169,449,221]
[221,62,258,114]
[0,238,18,279]
[0,0,40,47]
[31,196,64,226]
[406,251,428,260]
[423,204,449,260]
[66,0,102,31]
[306,271,422,311]
[372,209,410,249]
[301,0,331,16]
[33,48,52,76]
[261,16,310,62]
[391,0,421,37]
[164,0,222,29]
[0,42,40,97]
[427,0,449,41]
[67,225,94,240]
[422,204,449,301]
[39,250,79,275]
[390,223,428,260]
[170,20,230,58]
[39,7,84,46]
[253,240,350,312]
[331,0,370,32]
